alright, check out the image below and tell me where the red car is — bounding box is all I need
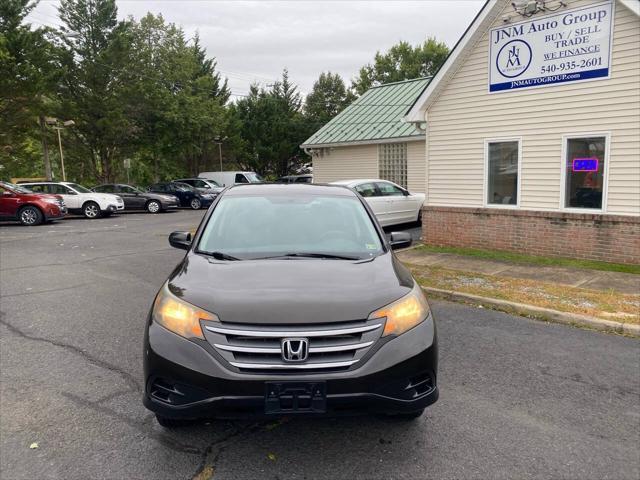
[0,181,67,226]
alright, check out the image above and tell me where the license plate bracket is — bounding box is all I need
[264,382,327,414]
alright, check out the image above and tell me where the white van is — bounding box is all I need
[198,171,263,187]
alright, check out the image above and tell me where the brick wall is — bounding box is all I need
[422,206,640,265]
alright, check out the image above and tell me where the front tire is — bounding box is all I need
[146,200,162,213]
[190,198,202,210]
[155,414,191,429]
[388,408,425,420]
[18,206,43,226]
[83,201,101,219]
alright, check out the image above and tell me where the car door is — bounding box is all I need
[118,185,145,209]
[51,184,81,210]
[375,181,413,226]
[164,184,185,207]
[354,182,389,226]
[0,186,18,217]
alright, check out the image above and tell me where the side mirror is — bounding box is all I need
[389,231,412,250]
[169,231,192,250]
[402,189,410,196]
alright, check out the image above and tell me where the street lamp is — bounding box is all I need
[213,136,228,172]
[46,118,75,181]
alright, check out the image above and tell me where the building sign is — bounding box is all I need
[489,1,614,92]
[572,157,599,172]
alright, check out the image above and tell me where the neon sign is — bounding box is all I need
[572,158,599,172]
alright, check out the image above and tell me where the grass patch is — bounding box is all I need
[415,245,640,275]
[407,263,640,324]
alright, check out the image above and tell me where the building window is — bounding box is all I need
[379,143,407,188]
[486,139,519,206]
[564,136,606,210]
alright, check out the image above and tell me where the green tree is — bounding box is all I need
[0,0,59,179]
[56,0,133,182]
[352,38,449,94]
[229,70,311,178]
[304,71,355,127]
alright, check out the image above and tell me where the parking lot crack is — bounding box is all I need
[61,391,202,455]
[0,283,87,298]
[191,422,266,480]
[0,312,141,392]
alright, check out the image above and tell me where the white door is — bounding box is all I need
[51,184,81,210]
[375,181,415,225]
[354,182,389,226]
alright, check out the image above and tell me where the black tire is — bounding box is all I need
[146,200,162,214]
[388,409,425,420]
[189,198,202,210]
[82,201,101,219]
[155,414,191,428]
[18,206,44,226]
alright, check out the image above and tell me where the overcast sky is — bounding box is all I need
[28,0,484,98]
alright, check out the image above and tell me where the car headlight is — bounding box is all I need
[368,282,430,337]
[43,198,59,204]
[152,284,217,339]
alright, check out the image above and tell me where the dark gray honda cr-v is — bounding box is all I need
[143,183,438,427]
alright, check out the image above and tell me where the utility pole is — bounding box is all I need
[39,115,52,181]
[55,128,66,181]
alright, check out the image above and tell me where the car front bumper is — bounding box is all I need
[106,204,125,212]
[143,316,438,419]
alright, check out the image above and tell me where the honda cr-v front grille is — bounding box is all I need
[202,319,384,373]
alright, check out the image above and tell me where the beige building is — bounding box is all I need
[302,78,430,194]
[401,0,639,264]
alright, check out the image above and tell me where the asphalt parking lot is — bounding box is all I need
[1,210,639,480]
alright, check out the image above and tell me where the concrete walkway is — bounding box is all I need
[397,249,640,295]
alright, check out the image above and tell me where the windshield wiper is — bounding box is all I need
[253,252,361,261]
[200,251,242,261]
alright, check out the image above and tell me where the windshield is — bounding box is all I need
[245,172,263,183]
[197,194,383,260]
[1,182,33,194]
[66,183,92,193]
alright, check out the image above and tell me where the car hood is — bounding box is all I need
[167,252,414,325]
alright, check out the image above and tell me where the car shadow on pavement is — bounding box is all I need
[163,414,432,479]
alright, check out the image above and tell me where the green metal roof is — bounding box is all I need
[301,77,431,147]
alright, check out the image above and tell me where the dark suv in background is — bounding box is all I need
[147,182,214,210]
[92,184,179,213]
[0,181,66,226]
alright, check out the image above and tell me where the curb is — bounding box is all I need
[421,286,640,337]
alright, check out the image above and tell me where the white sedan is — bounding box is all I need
[331,179,425,227]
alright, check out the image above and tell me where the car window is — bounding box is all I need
[198,194,383,260]
[354,183,378,198]
[235,174,249,184]
[48,184,71,195]
[65,183,92,193]
[120,185,137,193]
[376,182,404,197]
[96,185,115,193]
[26,184,47,193]
[194,180,208,188]
[177,179,193,186]
[150,184,164,192]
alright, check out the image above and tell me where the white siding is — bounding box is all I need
[407,140,426,193]
[426,0,640,215]
[312,140,426,192]
[312,144,378,183]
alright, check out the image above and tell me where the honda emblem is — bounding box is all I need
[281,338,309,362]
